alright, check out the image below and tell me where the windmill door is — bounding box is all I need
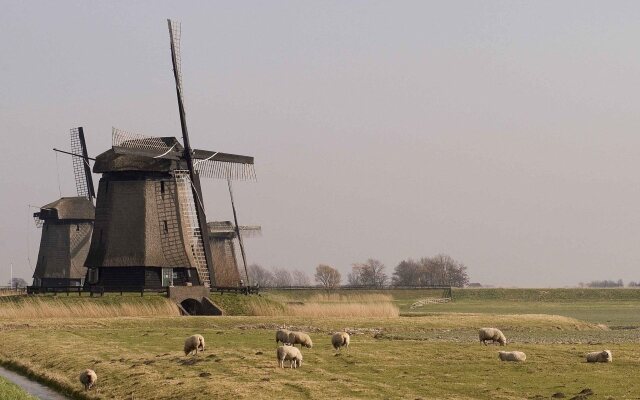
[162,268,174,287]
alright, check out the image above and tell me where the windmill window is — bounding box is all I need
[105,181,109,193]
[161,181,165,194]
[163,220,168,233]
[76,224,80,231]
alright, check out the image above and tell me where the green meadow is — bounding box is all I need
[0,288,638,399]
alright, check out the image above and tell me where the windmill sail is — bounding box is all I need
[167,19,215,287]
[227,179,250,285]
[70,127,95,200]
[112,128,256,179]
[174,170,210,287]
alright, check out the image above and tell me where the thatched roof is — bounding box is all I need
[208,221,236,239]
[38,197,95,221]
[93,149,186,173]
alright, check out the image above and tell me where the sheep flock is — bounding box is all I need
[76,324,617,392]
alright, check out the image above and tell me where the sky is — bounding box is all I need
[2,1,640,287]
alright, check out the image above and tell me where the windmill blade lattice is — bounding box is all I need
[174,170,211,287]
[112,128,257,180]
[112,127,174,153]
[70,127,95,199]
[238,226,262,238]
[194,159,256,180]
[168,20,185,106]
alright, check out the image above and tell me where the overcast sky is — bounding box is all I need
[2,1,640,287]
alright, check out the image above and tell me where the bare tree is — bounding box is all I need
[314,264,341,290]
[291,270,311,287]
[392,254,469,287]
[392,259,422,286]
[247,263,274,287]
[347,264,365,286]
[272,267,293,287]
[8,278,27,288]
[349,259,388,288]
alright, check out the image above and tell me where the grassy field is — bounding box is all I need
[0,289,638,399]
[0,376,37,400]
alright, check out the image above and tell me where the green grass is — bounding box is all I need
[260,288,640,327]
[0,376,37,400]
[209,293,285,315]
[0,289,639,399]
[0,314,636,399]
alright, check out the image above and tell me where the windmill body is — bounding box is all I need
[208,221,260,287]
[32,127,96,288]
[32,197,95,287]
[84,134,255,290]
[85,137,202,289]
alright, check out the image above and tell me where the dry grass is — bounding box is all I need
[248,292,399,317]
[0,297,180,319]
[0,314,635,400]
[303,292,393,303]
[0,289,26,297]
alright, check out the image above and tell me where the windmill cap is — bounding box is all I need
[37,197,95,221]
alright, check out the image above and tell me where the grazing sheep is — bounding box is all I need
[276,328,291,346]
[331,332,350,352]
[288,331,313,348]
[586,350,612,363]
[498,351,526,362]
[79,369,97,390]
[276,345,303,368]
[479,328,507,346]
[184,334,206,356]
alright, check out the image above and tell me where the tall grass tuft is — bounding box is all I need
[0,289,26,297]
[248,292,399,317]
[0,297,180,319]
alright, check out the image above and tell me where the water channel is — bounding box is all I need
[0,366,69,400]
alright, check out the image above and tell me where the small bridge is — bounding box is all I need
[167,286,223,316]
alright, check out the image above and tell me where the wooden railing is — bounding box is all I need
[211,286,260,295]
[26,286,168,297]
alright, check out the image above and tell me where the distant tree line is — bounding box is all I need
[246,264,311,287]
[579,279,640,288]
[247,253,469,289]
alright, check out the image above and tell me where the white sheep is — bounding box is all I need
[288,331,313,348]
[331,332,350,352]
[498,351,526,362]
[586,350,612,363]
[276,345,303,368]
[276,328,291,346]
[184,334,206,356]
[79,369,97,391]
[479,327,507,346]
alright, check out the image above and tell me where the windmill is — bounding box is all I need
[83,20,255,290]
[32,127,96,288]
[208,220,261,287]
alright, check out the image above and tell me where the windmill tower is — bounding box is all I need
[32,127,96,287]
[208,221,261,287]
[84,20,255,290]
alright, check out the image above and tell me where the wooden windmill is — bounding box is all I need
[84,20,255,290]
[215,176,261,287]
[32,127,96,288]
[208,221,261,287]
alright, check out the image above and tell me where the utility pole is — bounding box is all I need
[10,263,13,290]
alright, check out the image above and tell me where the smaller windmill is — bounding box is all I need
[208,221,261,287]
[32,127,95,287]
